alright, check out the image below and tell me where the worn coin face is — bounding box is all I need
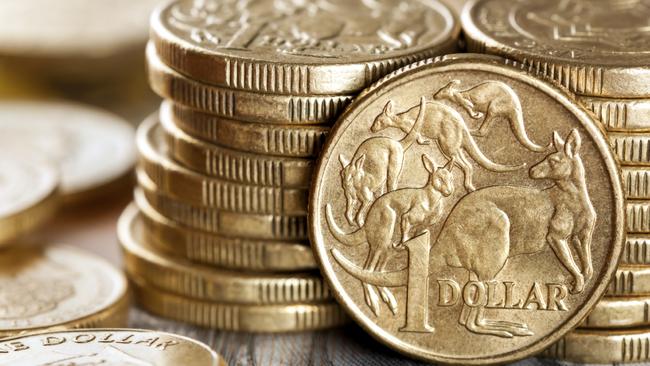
[151,0,459,95]
[0,244,128,336]
[0,102,136,202]
[0,153,59,246]
[0,329,223,366]
[462,0,650,97]
[309,54,624,364]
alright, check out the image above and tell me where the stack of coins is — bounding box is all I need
[462,0,650,363]
[120,0,461,332]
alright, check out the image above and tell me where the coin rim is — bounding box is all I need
[309,53,625,365]
[150,0,460,95]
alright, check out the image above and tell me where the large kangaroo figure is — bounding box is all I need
[328,155,455,316]
[340,97,428,226]
[434,80,549,152]
[371,98,525,192]
[331,129,596,338]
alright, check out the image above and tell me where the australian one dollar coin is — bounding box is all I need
[309,54,624,364]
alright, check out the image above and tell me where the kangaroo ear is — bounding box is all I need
[565,129,581,158]
[383,100,394,115]
[552,131,565,152]
[339,154,350,168]
[354,154,366,170]
[422,154,437,173]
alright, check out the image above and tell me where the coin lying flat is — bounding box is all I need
[161,108,313,188]
[0,101,136,202]
[151,0,460,95]
[310,54,623,364]
[0,329,224,366]
[0,244,128,337]
[133,279,348,332]
[622,236,650,265]
[0,1,159,81]
[135,193,317,272]
[463,0,650,98]
[580,96,650,132]
[147,43,352,125]
[627,202,650,233]
[137,176,309,241]
[0,154,58,246]
[607,265,650,296]
[120,204,329,305]
[543,328,650,364]
[169,102,329,158]
[581,296,650,329]
[139,115,307,215]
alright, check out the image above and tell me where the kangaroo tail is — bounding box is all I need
[510,108,551,152]
[462,129,526,172]
[326,204,366,246]
[332,249,407,287]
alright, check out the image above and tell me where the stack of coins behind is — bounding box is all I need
[119,0,461,332]
[461,0,650,363]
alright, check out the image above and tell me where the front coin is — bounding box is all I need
[309,54,624,364]
[0,329,224,366]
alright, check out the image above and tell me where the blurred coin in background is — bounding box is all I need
[0,245,129,337]
[0,101,136,204]
[0,0,160,84]
[0,153,59,246]
[0,329,225,366]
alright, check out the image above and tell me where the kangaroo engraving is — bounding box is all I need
[330,129,596,338]
[327,154,455,317]
[340,97,428,226]
[371,98,525,192]
[434,80,550,152]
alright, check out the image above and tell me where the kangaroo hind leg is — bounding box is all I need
[377,253,398,315]
[362,250,382,317]
[461,273,533,338]
[456,150,475,192]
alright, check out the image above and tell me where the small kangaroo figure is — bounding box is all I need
[434,80,550,152]
[430,129,595,338]
[340,97,428,226]
[327,154,455,317]
[371,98,524,192]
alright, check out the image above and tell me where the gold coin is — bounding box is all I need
[161,107,313,188]
[622,235,650,265]
[133,278,348,333]
[543,328,650,364]
[0,153,58,246]
[581,296,650,329]
[0,244,129,337]
[0,101,136,203]
[0,1,159,82]
[135,193,317,272]
[580,95,650,132]
[138,115,307,215]
[137,176,308,241]
[462,0,650,98]
[0,329,224,366]
[168,102,329,158]
[627,202,650,233]
[150,0,459,95]
[623,167,650,200]
[310,54,623,364]
[607,265,650,296]
[119,204,329,305]
[610,132,650,166]
[147,43,352,125]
